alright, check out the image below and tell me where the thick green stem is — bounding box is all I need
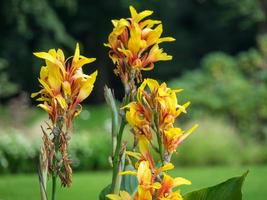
[51,175,57,200]
[111,119,126,194]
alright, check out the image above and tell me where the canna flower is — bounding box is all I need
[163,125,198,154]
[107,161,190,200]
[124,78,198,159]
[105,6,175,87]
[119,161,161,200]
[157,173,191,199]
[32,43,97,187]
[32,43,97,128]
[125,102,152,140]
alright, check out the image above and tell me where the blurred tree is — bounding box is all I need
[170,34,267,141]
[0,58,18,99]
[0,0,266,102]
[0,0,75,101]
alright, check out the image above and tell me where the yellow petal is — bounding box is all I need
[119,191,131,200]
[111,19,119,27]
[47,67,62,93]
[158,37,176,43]
[126,151,142,160]
[55,95,67,109]
[177,124,199,144]
[130,6,153,23]
[62,81,71,96]
[146,24,163,46]
[106,194,121,200]
[137,78,159,101]
[120,171,137,176]
[106,191,131,200]
[128,22,146,54]
[57,49,65,62]
[34,52,65,74]
[77,57,96,68]
[38,79,53,96]
[129,6,138,18]
[37,103,51,113]
[153,182,161,189]
[173,177,192,187]
[73,43,80,63]
[31,92,40,98]
[145,78,160,92]
[185,124,199,135]
[148,45,173,62]
[77,70,98,102]
[157,163,174,173]
[40,66,48,80]
[138,135,149,156]
[140,19,161,29]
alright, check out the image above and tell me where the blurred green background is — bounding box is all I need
[0,0,267,199]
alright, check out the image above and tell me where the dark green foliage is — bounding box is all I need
[0,133,111,173]
[183,171,248,200]
[0,0,265,102]
[170,34,267,141]
[0,58,18,98]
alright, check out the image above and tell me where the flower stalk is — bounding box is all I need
[32,44,98,200]
[104,6,198,200]
[111,119,126,194]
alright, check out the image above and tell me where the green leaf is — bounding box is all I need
[121,165,138,195]
[183,171,248,200]
[99,184,112,200]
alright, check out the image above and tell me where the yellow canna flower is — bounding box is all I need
[124,102,152,140]
[120,160,161,200]
[124,78,198,159]
[33,43,98,187]
[105,5,175,85]
[32,43,97,127]
[163,125,199,154]
[115,160,188,200]
[158,173,191,199]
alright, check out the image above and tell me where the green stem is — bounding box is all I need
[154,113,164,165]
[51,117,63,200]
[156,129,164,165]
[51,175,57,200]
[111,119,126,194]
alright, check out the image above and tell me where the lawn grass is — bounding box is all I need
[0,165,266,200]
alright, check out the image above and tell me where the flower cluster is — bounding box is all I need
[105,6,175,92]
[105,6,197,200]
[32,44,97,187]
[108,160,191,200]
[106,78,197,200]
[32,43,97,128]
[125,79,198,160]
